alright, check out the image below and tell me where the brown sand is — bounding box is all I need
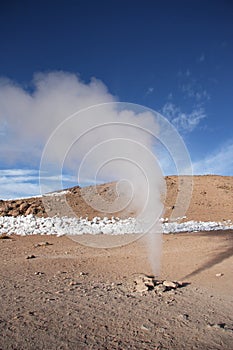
[0,175,233,349]
[0,230,232,349]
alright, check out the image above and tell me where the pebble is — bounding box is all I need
[154,284,167,294]
[34,241,52,247]
[177,314,189,321]
[135,283,148,293]
[141,324,150,331]
[0,234,11,240]
[163,281,178,289]
[26,254,36,259]
[215,273,224,277]
[207,323,230,331]
[133,275,185,294]
[80,272,88,276]
[69,281,81,286]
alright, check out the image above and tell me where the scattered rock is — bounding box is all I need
[134,275,154,293]
[207,323,231,332]
[135,281,149,293]
[9,209,19,217]
[19,203,30,213]
[215,273,224,277]
[177,314,189,321]
[26,255,36,259]
[69,281,81,286]
[163,281,178,289]
[154,284,167,294]
[140,324,150,331]
[176,281,185,287]
[143,276,155,288]
[213,323,226,329]
[133,274,186,294]
[79,272,88,276]
[0,233,11,240]
[34,241,52,248]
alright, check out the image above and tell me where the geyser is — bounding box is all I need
[40,102,193,273]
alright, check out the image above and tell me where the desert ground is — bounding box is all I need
[0,175,233,349]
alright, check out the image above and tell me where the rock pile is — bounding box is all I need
[0,199,46,217]
[133,274,185,294]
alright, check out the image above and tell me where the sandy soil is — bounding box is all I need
[0,175,233,349]
[0,230,232,349]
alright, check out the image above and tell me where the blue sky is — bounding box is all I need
[0,0,233,199]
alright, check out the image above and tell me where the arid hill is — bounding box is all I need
[0,175,232,222]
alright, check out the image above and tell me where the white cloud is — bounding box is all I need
[146,87,154,95]
[0,177,41,199]
[192,141,233,175]
[181,84,210,102]
[172,109,206,132]
[0,168,78,199]
[161,102,206,132]
[0,169,38,176]
[0,71,166,201]
[177,68,210,105]
[0,71,115,167]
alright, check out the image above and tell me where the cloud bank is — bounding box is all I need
[0,71,115,167]
[192,142,233,176]
[0,71,118,197]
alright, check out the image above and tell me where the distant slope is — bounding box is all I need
[0,176,232,221]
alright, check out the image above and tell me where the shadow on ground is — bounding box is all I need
[183,230,233,279]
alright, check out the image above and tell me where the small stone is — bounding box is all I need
[213,323,226,329]
[143,277,155,288]
[154,280,164,285]
[215,273,224,277]
[69,281,80,286]
[26,255,36,259]
[79,272,88,276]
[9,209,19,217]
[141,324,150,331]
[176,281,185,287]
[163,281,178,289]
[207,323,227,330]
[154,284,167,294]
[19,202,30,213]
[177,314,189,321]
[0,234,11,240]
[134,276,149,293]
[34,241,52,247]
[135,281,148,293]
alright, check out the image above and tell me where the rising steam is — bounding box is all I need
[0,72,193,274]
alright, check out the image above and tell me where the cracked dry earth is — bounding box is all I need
[0,231,233,349]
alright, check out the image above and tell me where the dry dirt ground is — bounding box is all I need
[0,175,233,349]
[0,230,233,350]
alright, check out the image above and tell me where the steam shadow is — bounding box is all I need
[182,230,233,280]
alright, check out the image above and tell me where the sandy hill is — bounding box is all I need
[0,175,232,222]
